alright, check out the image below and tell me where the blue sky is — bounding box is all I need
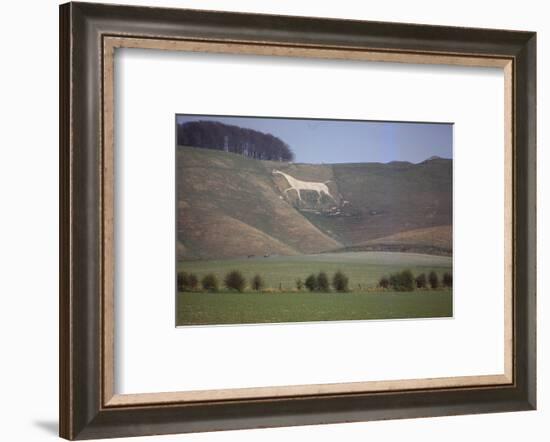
[176,114,453,164]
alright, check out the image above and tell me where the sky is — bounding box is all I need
[176,114,453,164]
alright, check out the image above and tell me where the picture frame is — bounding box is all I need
[59,2,536,440]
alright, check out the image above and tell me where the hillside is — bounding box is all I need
[177,146,342,260]
[302,158,453,245]
[332,225,452,256]
[177,146,452,260]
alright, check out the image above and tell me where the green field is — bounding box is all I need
[176,251,452,325]
[177,290,452,325]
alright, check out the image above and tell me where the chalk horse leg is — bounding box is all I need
[284,187,301,200]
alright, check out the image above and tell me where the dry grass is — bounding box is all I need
[364,225,452,249]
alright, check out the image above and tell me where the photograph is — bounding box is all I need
[176,115,453,326]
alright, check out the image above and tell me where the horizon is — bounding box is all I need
[176,114,453,164]
[178,145,450,166]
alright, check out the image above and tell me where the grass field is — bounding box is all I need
[178,251,451,290]
[177,290,452,325]
[176,251,452,325]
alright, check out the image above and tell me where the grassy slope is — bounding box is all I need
[335,225,452,256]
[177,290,452,325]
[305,158,453,246]
[177,146,452,259]
[177,146,341,259]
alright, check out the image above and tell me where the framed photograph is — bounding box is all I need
[59,2,536,440]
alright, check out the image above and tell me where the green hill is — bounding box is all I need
[177,146,452,260]
[305,158,453,245]
[177,146,342,260]
[333,225,452,256]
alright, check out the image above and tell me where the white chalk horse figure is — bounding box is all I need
[272,170,334,202]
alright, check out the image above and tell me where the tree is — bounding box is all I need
[389,272,401,290]
[177,120,295,161]
[188,273,198,290]
[295,278,304,290]
[201,273,219,291]
[388,270,415,291]
[415,273,427,289]
[332,271,349,292]
[428,271,439,289]
[317,271,330,292]
[251,274,264,291]
[304,274,317,292]
[177,272,199,292]
[398,270,415,291]
[442,272,453,288]
[224,270,246,292]
[177,271,190,291]
[378,276,390,289]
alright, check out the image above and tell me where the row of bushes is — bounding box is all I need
[301,271,349,292]
[178,270,260,293]
[378,270,452,291]
[178,270,350,293]
[178,269,452,293]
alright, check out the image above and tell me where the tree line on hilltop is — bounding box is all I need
[177,120,295,162]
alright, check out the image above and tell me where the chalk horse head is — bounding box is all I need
[272,169,334,201]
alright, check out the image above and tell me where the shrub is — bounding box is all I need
[201,273,219,291]
[224,270,246,292]
[187,273,199,290]
[398,269,415,291]
[332,271,349,292]
[251,274,264,291]
[378,276,390,289]
[177,271,190,291]
[304,274,317,291]
[295,278,304,290]
[442,272,453,288]
[388,270,415,291]
[389,273,400,289]
[317,271,330,292]
[428,271,439,289]
[415,273,427,289]
[177,271,200,291]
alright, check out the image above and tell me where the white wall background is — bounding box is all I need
[115,50,505,394]
[0,0,546,441]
